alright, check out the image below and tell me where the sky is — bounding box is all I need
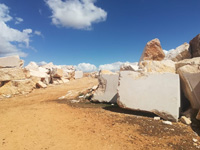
[0,0,200,72]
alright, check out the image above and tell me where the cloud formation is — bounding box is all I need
[75,63,97,72]
[0,3,32,57]
[99,62,126,72]
[46,0,107,30]
[15,17,23,24]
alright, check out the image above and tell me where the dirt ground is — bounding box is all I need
[0,77,200,150]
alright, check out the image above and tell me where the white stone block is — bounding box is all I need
[117,71,180,121]
[0,55,22,68]
[75,71,83,79]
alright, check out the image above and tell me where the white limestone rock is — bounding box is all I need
[0,55,23,68]
[0,68,26,82]
[117,71,180,121]
[75,71,83,79]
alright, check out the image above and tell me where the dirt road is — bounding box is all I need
[0,77,200,150]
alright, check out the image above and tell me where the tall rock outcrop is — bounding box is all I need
[189,34,200,57]
[139,38,165,63]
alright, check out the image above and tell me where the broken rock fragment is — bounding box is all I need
[117,71,180,121]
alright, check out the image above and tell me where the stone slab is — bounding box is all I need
[92,74,119,103]
[117,71,180,121]
[0,55,23,68]
[0,68,26,82]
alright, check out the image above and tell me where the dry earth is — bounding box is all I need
[0,77,200,150]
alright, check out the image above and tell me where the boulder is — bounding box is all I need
[28,69,48,78]
[75,71,83,79]
[92,73,119,103]
[0,79,35,95]
[120,62,139,71]
[0,55,23,68]
[177,65,200,109]
[0,68,26,82]
[189,34,200,57]
[139,60,176,73]
[36,81,47,88]
[165,43,191,62]
[25,61,39,70]
[52,68,63,78]
[117,71,180,121]
[139,38,165,63]
[175,57,200,71]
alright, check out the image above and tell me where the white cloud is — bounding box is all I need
[34,30,44,38]
[46,0,107,30]
[75,63,97,72]
[0,3,33,57]
[15,17,23,24]
[99,62,127,72]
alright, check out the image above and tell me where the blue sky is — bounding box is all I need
[0,0,200,71]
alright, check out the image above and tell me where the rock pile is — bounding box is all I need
[0,57,87,98]
[93,34,200,122]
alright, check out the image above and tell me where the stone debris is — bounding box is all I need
[165,43,191,62]
[154,117,161,121]
[162,121,172,125]
[58,96,65,100]
[193,138,198,143]
[52,68,63,78]
[139,38,165,63]
[92,71,119,103]
[75,71,83,79]
[0,55,23,68]
[189,34,200,57]
[117,71,180,121]
[0,68,26,82]
[180,116,191,125]
[177,65,200,109]
[71,100,80,103]
[139,60,176,73]
[120,62,139,71]
[36,81,47,88]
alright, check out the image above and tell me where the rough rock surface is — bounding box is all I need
[139,38,165,63]
[0,68,26,82]
[165,43,191,62]
[120,62,139,71]
[75,71,83,79]
[177,65,200,109]
[117,71,180,121]
[139,60,176,73]
[36,81,47,88]
[0,79,35,95]
[52,68,63,78]
[175,57,200,71]
[189,34,200,57]
[0,55,23,68]
[92,73,119,103]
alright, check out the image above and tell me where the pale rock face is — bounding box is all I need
[99,70,116,75]
[117,71,180,121]
[0,55,23,68]
[92,73,119,103]
[177,65,200,109]
[36,81,47,88]
[0,79,35,95]
[41,62,56,70]
[139,38,165,63]
[120,62,139,71]
[25,62,39,70]
[189,34,200,57]
[75,71,83,79]
[139,60,176,73]
[0,68,26,82]
[60,65,75,78]
[28,69,48,78]
[175,57,200,71]
[165,43,191,62]
[52,68,63,78]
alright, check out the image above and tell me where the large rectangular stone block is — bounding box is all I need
[117,71,180,121]
[0,55,22,68]
[92,74,119,103]
[0,68,26,82]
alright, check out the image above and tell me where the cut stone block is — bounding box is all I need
[75,71,83,79]
[92,73,119,103]
[36,81,47,88]
[177,65,200,109]
[117,71,180,121]
[0,55,23,68]
[0,68,26,82]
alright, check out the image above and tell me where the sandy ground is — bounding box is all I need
[0,77,200,150]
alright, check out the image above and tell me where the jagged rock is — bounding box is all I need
[92,73,119,103]
[0,55,23,68]
[0,79,35,95]
[41,62,56,70]
[117,71,180,121]
[139,38,165,63]
[177,65,200,109]
[25,61,39,70]
[120,62,139,71]
[165,43,191,62]
[75,71,83,79]
[36,81,47,88]
[175,57,200,71]
[189,34,200,57]
[0,68,26,81]
[139,60,176,73]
